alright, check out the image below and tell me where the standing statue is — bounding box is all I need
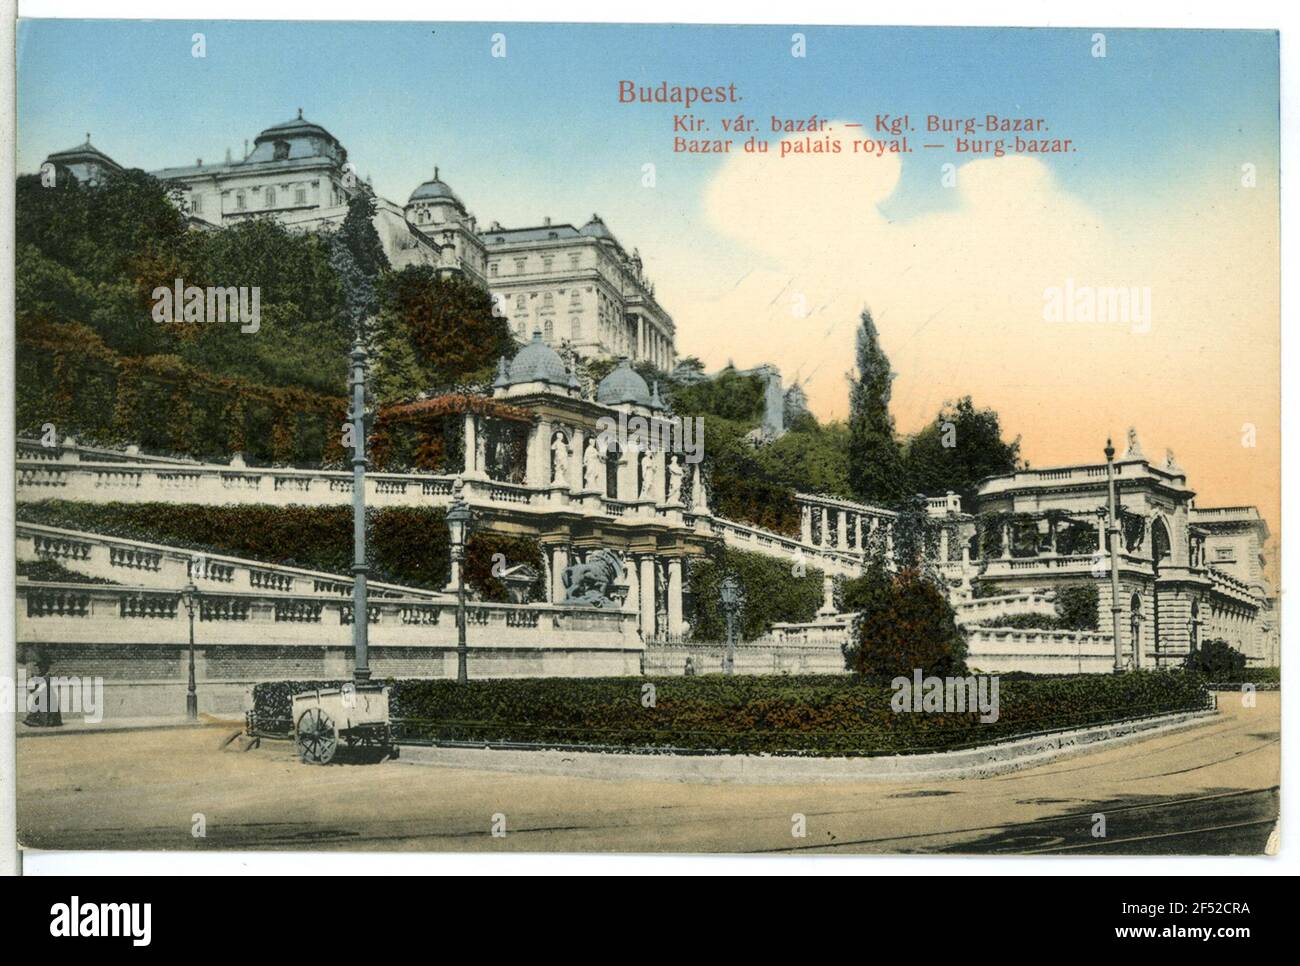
[583,438,603,491]
[639,450,658,501]
[666,455,685,504]
[550,432,570,486]
[1124,427,1144,459]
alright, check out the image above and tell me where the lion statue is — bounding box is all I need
[561,549,625,607]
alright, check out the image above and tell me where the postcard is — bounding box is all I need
[8,17,1282,868]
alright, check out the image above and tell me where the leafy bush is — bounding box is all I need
[844,568,967,678]
[1055,584,1100,630]
[250,671,1210,756]
[1184,638,1248,680]
[973,584,1101,632]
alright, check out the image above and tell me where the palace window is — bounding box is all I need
[514,258,527,274]
[295,187,307,205]
[516,295,526,310]
[543,256,554,272]
[489,262,499,277]
[544,319,554,340]
[265,187,277,207]
[235,191,246,211]
[190,194,202,214]
[570,318,582,341]
[273,140,290,161]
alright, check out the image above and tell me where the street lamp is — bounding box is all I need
[719,573,741,676]
[1104,438,1125,673]
[181,581,198,719]
[349,337,372,685]
[447,485,473,684]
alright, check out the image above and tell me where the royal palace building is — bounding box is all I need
[41,113,677,368]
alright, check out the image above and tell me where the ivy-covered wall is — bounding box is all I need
[687,547,824,641]
[16,500,544,602]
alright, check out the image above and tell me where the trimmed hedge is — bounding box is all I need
[251,670,1211,756]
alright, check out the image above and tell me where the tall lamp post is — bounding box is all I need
[349,338,372,685]
[1104,438,1125,673]
[720,573,741,676]
[181,581,199,719]
[447,483,472,684]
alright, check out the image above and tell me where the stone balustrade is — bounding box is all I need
[952,590,1058,626]
[643,636,846,676]
[966,627,1122,675]
[19,579,640,651]
[16,578,645,718]
[15,457,699,531]
[17,522,442,601]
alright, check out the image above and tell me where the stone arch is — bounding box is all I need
[1149,514,1173,566]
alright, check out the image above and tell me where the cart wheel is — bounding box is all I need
[296,707,337,764]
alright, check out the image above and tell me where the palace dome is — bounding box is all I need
[243,110,346,165]
[255,113,337,145]
[508,332,570,388]
[408,167,464,207]
[580,214,614,239]
[597,359,651,406]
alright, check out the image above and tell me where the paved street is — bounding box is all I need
[17,691,1278,855]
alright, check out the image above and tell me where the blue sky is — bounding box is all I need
[17,21,1278,228]
[15,21,1281,518]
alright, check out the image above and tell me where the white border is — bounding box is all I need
[5,0,1295,877]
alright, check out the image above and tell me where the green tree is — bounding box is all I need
[903,396,1022,505]
[329,188,389,336]
[1184,638,1247,680]
[847,308,905,506]
[843,568,967,678]
[373,265,513,399]
[756,419,851,499]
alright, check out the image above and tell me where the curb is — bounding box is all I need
[394,708,1220,784]
[16,717,240,738]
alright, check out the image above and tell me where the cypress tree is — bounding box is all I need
[847,308,904,505]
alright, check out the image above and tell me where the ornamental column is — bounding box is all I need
[836,510,848,549]
[639,554,657,639]
[550,544,569,603]
[666,557,684,636]
[624,554,639,615]
[463,412,478,477]
[801,505,812,544]
[527,418,553,487]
